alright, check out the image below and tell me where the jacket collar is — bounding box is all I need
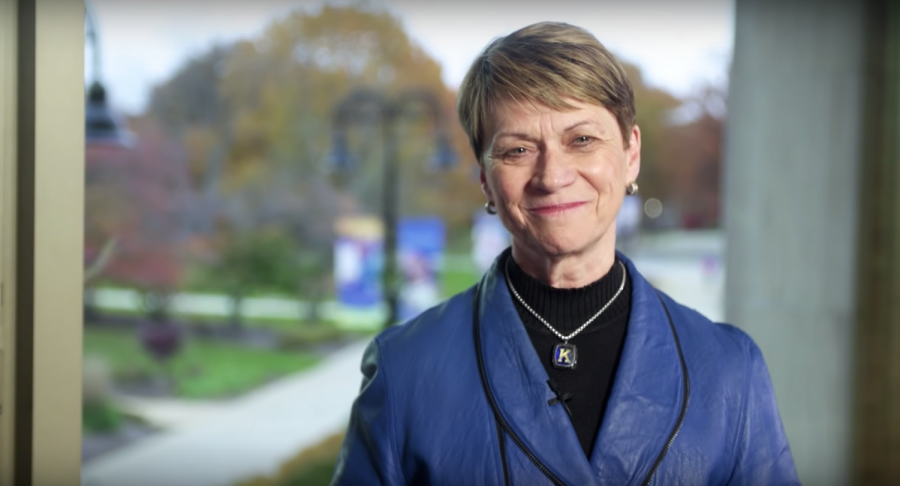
[476,250,687,485]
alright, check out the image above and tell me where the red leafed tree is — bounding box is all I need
[660,85,725,229]
[85,117,189,291]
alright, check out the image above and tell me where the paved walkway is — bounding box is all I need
[82,339,371,486]
[112,396,227,431]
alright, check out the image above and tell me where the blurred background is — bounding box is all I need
[77,1,898,485]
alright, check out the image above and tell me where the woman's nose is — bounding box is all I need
[530,147,576,192]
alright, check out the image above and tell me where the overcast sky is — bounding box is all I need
[88,0,734,116]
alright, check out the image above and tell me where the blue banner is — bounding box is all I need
[397,217,445,322]
[334,217,383,308]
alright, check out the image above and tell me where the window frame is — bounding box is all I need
[0,0,84,484]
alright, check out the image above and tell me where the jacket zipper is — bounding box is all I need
[495,417,511,486]
[474,283,567,486]
[640,293,691,486]
[473,279,690,486]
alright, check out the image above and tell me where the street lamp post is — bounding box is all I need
[329,88,456,328]
[84,1,131,146]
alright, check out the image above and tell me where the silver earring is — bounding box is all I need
[484,201,498,215]
[626,182,639,196]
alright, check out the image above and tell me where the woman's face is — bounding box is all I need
[480,97,640,261]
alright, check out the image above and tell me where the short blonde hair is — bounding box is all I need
[456,22,636,163]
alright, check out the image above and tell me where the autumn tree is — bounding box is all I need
[145,2,485,302]
[662,84,725,228]
[215,3,482,229]
[193,227,300,331]
[84,117,189,298]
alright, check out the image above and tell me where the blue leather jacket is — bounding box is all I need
[331,253,800,485]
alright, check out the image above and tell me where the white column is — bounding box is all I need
[725,1,865,485]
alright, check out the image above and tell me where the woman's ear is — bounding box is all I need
[626,125,642,183]
[480,167,494,201]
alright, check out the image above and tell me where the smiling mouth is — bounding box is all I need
[529,202,586,215]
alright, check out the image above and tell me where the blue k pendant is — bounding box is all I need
[552,343,577,369]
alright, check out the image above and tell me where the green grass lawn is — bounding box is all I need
[280,459,337,486]
[178,314,347,339]
[84,328,320,399]
[440,268,482,298]
[236,433,344,486]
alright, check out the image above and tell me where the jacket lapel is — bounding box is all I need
[589,253,687,484]
[477,252,687,485]
[477,253,598,485]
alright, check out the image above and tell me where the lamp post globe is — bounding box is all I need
[84,2,132,148]
[85,81,131,147]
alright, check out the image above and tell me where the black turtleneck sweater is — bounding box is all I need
[505,252,631,458]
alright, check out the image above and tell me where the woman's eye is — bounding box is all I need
[505,147,528,156]
[574,136,592,144]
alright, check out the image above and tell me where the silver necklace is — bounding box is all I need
[504,257,627,370]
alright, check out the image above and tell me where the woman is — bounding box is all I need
[331,22,799,486]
